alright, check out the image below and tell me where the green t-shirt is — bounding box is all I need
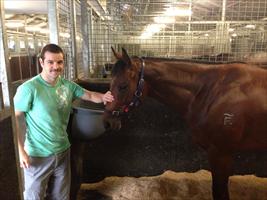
[14,75,85,157]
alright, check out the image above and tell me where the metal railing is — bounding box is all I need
[0,82,3,111]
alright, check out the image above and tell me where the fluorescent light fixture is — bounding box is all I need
[36,22,47,27]
[39,29,49,34]
[5,21,24,28]
[146,24,165,33]
[164,7,192,16]
[231,33,237,37]
[204,33,209,37]
[76,36,82,41]
[25,26,41,32]
[140,24,165,39]
[59,32,71,38]
[5,14,14,19]
[140,32,153,39]
[154,16,175,24]
[228,28,234,32]
[4,0,47,14]
[122,4,130,10]
[245,24,255,29]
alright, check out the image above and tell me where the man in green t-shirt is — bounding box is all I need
[14,43,114,200]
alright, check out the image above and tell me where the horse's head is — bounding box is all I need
[103,47,145,131]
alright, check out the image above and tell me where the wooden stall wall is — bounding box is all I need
[0,117,20,199]
[9,55,39,83]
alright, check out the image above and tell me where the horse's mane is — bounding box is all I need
[141,56,247,65]
[112,59,127,76]
[112,55,261,76]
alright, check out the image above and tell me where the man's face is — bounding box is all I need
[39,51,64,80]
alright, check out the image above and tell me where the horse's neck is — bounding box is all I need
[143,60,204,115]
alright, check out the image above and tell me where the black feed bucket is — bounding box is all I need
[71,98,106,140]
[70,79,110,140]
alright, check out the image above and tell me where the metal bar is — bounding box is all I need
[81,0,90,78]
[70,0,78,80]
[88,7,93,74]
[0,82,4,110]
[107,20,267,24]
[222,0,227,21]
[0,1,24,198]
[87,0,106,18]
[48,0,60,44]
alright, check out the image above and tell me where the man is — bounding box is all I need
[14,43,114,200]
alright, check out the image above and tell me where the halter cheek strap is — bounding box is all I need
[105,58,145,117]
[127,58,145,108]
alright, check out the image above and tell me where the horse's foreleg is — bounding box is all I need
[208,146,233,200]
[70,140,85,200]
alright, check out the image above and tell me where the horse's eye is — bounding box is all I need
[118,84,128,92]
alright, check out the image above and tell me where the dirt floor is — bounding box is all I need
[77,169,267,200]
[76,98,267,182]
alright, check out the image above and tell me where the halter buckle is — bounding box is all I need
[112,110,120,116]
[135,90,142,97]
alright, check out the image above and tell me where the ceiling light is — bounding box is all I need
[140,24,166,39]
[164,7,192,16]
[154,16,175,24]
[5,21,24,28]
[5,14,14,19]
[146,24,165,34]
[140,32,152,39]
[39,29,49,34]
[25,26,41,32]
[36,22,47,27]
[245,24,255,29]
[59,32,71,38]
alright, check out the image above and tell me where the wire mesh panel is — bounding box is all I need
[86,0,266,78]
[57,0,76,80]
[89,10,108,77]
[75,0,84,78]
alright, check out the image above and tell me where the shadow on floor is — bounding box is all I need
[77,190,112,200]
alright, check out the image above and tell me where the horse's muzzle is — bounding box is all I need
[103,115,122,131]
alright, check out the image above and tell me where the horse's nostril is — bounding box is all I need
[103,117,122,131]
[104,121,111,130]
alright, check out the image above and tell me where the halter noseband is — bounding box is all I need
[106,58,145,117]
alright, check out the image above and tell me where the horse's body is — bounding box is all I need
[103,48,267,200]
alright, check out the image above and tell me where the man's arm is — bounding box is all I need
[15,111,30,168]
[80,90,114,104]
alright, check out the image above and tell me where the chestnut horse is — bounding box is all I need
[103,48,267,200]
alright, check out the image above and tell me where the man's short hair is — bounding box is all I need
[40,43,64,60]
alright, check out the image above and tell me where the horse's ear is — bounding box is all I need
[121,48,132,66]
[111,46,121,60]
